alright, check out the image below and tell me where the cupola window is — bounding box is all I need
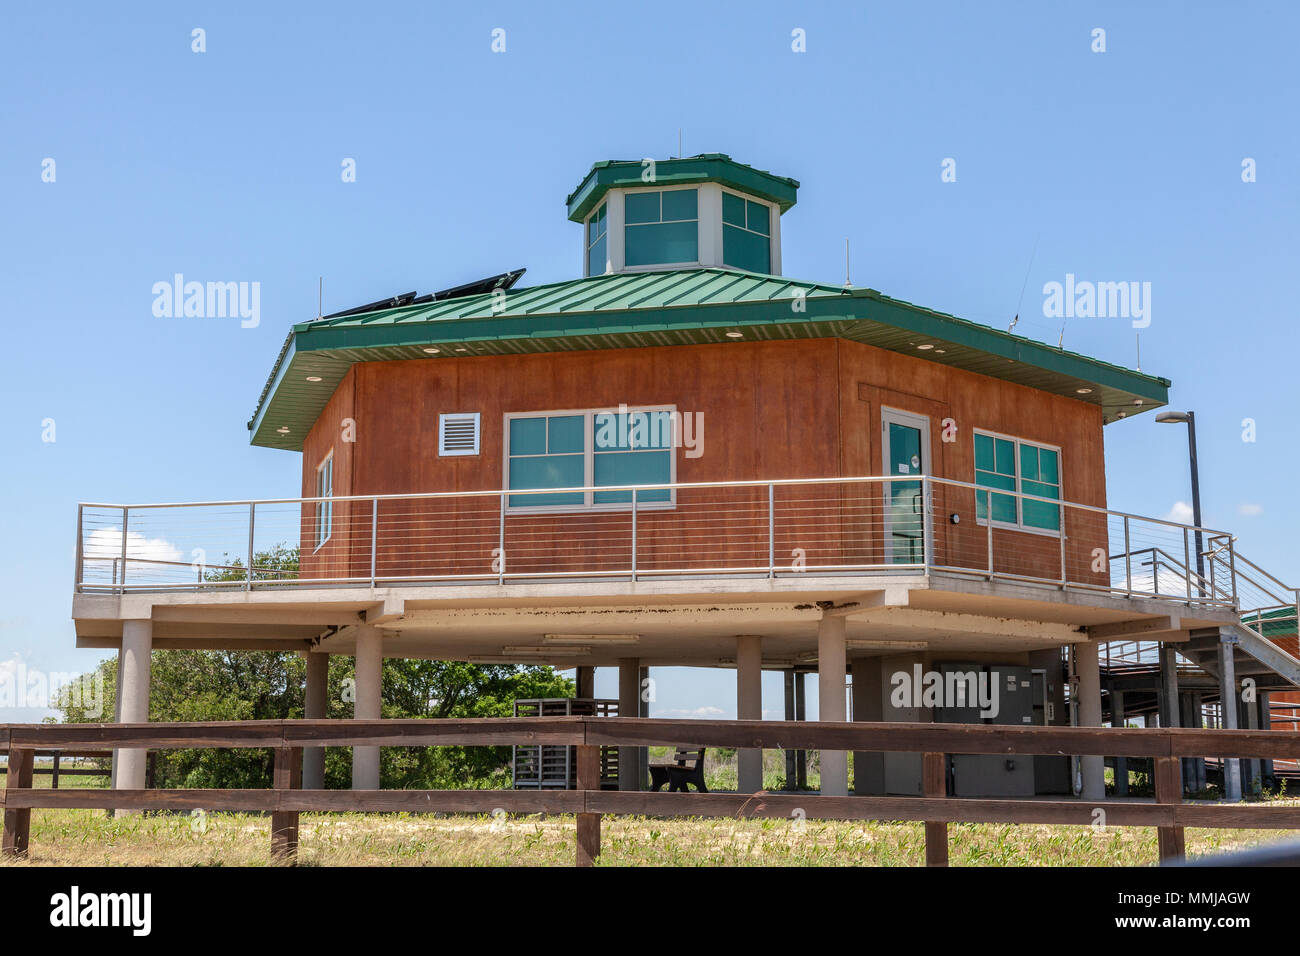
[624,188,698,267]
[722,191,771,274]
[586,203,607,277]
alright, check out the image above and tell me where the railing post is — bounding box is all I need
[767,483,775,579]
[1059,511,1067,586]
[270,746,302,863]
[498,493,507,586]
[1154,754,1185,863]
[985,489,994,578]
[74,504,84,593]
[370,497,378,587]
[923,751,948,867]
[922,478,935,570]
[1184,527,1192,602]
[51,753,60,790]
[575,742,601,867]
[1228,538,1239,608]
[118,506,129,593]
[246,502,256,591]
[1123,516,1132,594]
[630,488,638,582]
[2,747,34,858]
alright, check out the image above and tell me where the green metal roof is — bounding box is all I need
[249,268,1171,451]
[567,154,799,223]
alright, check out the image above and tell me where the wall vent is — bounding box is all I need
[438,413,480,456]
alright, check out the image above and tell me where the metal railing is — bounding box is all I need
[75,475,1241,609]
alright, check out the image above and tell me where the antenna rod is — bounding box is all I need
[844,239,851,287]
[318,277,323,319]
[677,128,682,159]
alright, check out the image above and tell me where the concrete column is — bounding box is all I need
[1075,641,1104,801]
[1111,688,1128,797]
[1158,643,1181,730]
[1219,633,1242,801]
[109,650,124,792]
[114,620,153,796]
[1187,693,1207,792]
[736,636,763,793]
[351,625,382,790]
[576,666,595,700]
[1259,692,1274,789]
[303,652,329,790]
[817,615,848,796]
[617,658,641,791]
[851,656,884,796]
[1243,691,1261,797]
[783,670,797,788]
[794,671,808,788]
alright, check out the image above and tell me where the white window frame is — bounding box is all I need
[313,450,334,551]
[585,203,608,277]
[439,412,481,457]
[502,405,678,514]
[972,428,1063,538]
[620,186,702,272]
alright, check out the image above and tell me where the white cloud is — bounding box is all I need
[1237,502,1263,517]
[656,705,725,718]
[1163,501,1194,524]
[84,527,182,564]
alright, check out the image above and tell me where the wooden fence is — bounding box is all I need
[4,718,1300,866]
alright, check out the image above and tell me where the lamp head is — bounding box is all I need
[1156,411,1192,424]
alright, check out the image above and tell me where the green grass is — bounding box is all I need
[2,807,1296,867]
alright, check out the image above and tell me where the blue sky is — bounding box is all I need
[2,1,1297,720]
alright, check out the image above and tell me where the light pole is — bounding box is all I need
[1156,410,1204,592]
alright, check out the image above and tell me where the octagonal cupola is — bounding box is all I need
[566,154,799,278]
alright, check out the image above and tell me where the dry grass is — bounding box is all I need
[2,807,1296,867]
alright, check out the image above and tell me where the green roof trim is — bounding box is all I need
[566,154,800,223]
[249,269,1171,451]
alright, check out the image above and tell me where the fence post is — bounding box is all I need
[575,743,601,867]
[1154,754,1185,863]
[2,747,34,857]
[498,493,507,586]
[74,504,84,593]
[1123,516,1132,593]
[923,751,948,867]
[271,746,302,863]
[630,488,638,582]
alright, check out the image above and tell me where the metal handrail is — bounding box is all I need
[76,474,1247,604]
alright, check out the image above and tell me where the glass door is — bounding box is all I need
[881,408,930,565]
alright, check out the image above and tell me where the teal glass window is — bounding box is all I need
[974,432,1061,531]
[593,410,673,503]
[506,408,677,510]
[721,192,771,273]
[625,189,698,266]
[586,204,607,276]
[508,415,586,507]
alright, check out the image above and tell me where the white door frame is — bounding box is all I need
[880,406,932,566]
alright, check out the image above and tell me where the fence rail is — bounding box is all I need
[5,718,1300,866]
[75,475,1245,611]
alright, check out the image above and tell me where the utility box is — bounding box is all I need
[938,663,1037,798]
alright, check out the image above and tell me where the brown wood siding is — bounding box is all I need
[298,368,356,581]
[296,338,1110,583]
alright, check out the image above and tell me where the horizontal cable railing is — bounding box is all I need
[5,718,1300,866]
[76,475,1241,609]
